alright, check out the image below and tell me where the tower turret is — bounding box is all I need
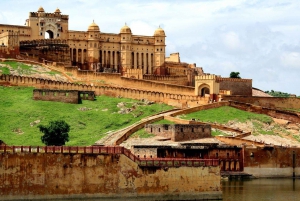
[120,24,132,74]
[154,26,166,75]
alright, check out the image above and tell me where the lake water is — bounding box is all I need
[54,178,300,201]
[221,178,300,201]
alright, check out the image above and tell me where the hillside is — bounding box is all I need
[0,86,173,146]
[179,106,300,146]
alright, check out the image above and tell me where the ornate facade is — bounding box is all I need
[0,7,167,74]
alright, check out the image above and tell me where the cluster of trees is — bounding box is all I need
[38,120,70,146]
[229,72,241,79]
[264,90,294,97]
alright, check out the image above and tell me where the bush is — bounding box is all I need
[38,120,70,146]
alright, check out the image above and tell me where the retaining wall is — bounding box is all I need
[0,151,222,200]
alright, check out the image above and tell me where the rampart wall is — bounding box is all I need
[0,150,221,200]
[143,74,189,86]
[218,78,252,96]
[228,101,300,123]
[223,95,300,110]
[170,101,230,117]
[0,74,207,108]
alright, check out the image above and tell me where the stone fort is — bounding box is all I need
[0,6,252,104]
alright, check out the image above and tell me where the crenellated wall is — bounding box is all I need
[143,74,189,85]
[0,74,208,108]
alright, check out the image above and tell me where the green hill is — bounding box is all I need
[0,86,172,146]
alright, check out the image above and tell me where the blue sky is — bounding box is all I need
[1,0,300,95]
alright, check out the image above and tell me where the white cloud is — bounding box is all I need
[280,52,300,69]
[1,0,300,95]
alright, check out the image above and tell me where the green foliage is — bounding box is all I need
[0,67,10,74]
[229,72,241,78]
[264,90,292,97]
[211,129,227,136]
[0,86,173,146]
[131,129,155,138]
[38,120,70,146]
[181,106,273,124]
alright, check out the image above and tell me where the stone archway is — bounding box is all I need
[201,87,210,97]
[198,84,210,97]
[45,30,54,39]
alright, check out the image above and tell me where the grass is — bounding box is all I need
[0,61,37,75]
[180,106,273,124]
[211,129,228,136]
[0,86,173,146]
[0,67,10,74]
[131,129,155,138]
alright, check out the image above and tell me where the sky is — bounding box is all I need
[1,0,300,95]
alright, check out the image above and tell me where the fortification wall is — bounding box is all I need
[223,96,300,110]
[0,152,221,200]
[218,78,252,96]
[143,74,189,86]
[228,101,300,123]
[244,146,300,177]
[0,74,207,108]
[170,101,230,117]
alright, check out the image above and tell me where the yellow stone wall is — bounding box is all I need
[0,152,222,200]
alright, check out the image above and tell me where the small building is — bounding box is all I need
[145,124,211,141]
[33,89,95,104]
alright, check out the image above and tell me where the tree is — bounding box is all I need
[38,120,70,146]
[230,72,241,79]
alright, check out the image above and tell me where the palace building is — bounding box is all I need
[0,6,252,100]
[0,7,172,74]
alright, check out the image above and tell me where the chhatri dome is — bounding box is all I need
[154,26,165,36]
[37,6,45,13]
[88,20,100,32]
[120,24,132,34]
[54,8,61,13]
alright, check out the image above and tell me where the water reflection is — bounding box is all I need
[221,178,299,201]
[58,179,300,200]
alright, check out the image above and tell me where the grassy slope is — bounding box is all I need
[0,61,60,76]
[180,106,273,124]
[0,86,173,146]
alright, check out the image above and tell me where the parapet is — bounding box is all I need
[216,77,252,82]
